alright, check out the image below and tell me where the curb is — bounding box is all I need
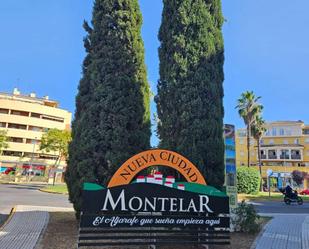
[39,188,68,195]
[250,217,272,249]
[0,206,16,231]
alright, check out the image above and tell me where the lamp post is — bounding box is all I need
[29,137,37,181]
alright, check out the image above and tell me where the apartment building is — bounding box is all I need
[0,88,71,177]
[236,121,309,189]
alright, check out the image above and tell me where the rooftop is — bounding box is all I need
[0,88,58,108]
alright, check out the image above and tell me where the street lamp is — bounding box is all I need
[29,137,37,179]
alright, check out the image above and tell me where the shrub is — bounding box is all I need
[237,166,260,194]
[232,200,260,233]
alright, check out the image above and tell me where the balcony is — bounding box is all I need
[291,155,301,160]
[280,155,290,159]
[268,155,277,159]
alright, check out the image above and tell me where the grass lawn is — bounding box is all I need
[41,184,68,194]
[36,212,270,249]
[238,191,309,202]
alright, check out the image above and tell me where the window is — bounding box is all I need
[2,150,23,157]
[39,154,58,160]
[0,108,9,114]
[240,151,244,157]
[303,129,309,135]
[261,150,266,159]
[291,150,301,159]
[31,112,41,118]
[280,149,290,159]
[26,139,40,144]
[41,115,64,123]
[0,122,6,128]
[268,150,277,159]
[237,130,246,137]
[28,126,43,132]
[9,137,23,143]
[239,138,244,145]
[272,128,277,136]
[260,139,264,145]
[305,138,309,144]
[269,139,274,145]
[23,152,39,158]
[283,140,288,145]
[8,123,27,130]
[279,128,284,136]
[294,138,299,145]
[11,110,29,117]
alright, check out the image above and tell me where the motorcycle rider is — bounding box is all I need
[284,184,297,199]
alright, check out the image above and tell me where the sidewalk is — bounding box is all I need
[0,205,73,249]
[253,214,309,249]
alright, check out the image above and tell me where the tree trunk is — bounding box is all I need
[52,154,61,186]
[247,124,251,167]
[258,138,263,191]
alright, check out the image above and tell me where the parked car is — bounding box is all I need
[300,189,309,195]
[4,167,15,175]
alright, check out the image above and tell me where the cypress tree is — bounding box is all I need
[155,0,225,187]
[66,0,151,214]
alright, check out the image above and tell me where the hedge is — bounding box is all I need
[237,167,260,194]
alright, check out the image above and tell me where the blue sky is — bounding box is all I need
[1,0,309,146]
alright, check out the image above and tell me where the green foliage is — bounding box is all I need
[0,130,8,155]
[65,0,151,215]
[291,170,307,186]
[155,0,225,187]
[236,91,263,167]
[232,200,260,233]
[40,128,71,159]
[251,116,266,141]
[237,166,261,194]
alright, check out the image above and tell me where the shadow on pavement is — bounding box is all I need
[0,213,8,227]
[5,184,45,191]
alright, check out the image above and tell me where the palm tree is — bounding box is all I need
[236,91,263,167]
[251,116,266,191]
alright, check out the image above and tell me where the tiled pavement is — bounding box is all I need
[254,214,309,249]
[1,205,309,249]
[0,205,73,249]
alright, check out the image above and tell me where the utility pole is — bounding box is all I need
[29,137,37,182]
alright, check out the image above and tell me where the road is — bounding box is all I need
[1,183,308,216]
[0,183,72,215]
[251,200,309,214]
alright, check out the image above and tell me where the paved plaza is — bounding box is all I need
[0,205,73,249]
[253,214,309,249]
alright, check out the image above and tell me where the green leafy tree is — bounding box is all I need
[0,130,8,155]
[251,116,266,191]
[155,0,225,187]
[40,128,72,167]
[236,91,263,167]
[66,0,151,214]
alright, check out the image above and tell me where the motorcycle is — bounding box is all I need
[280,189,303,205]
